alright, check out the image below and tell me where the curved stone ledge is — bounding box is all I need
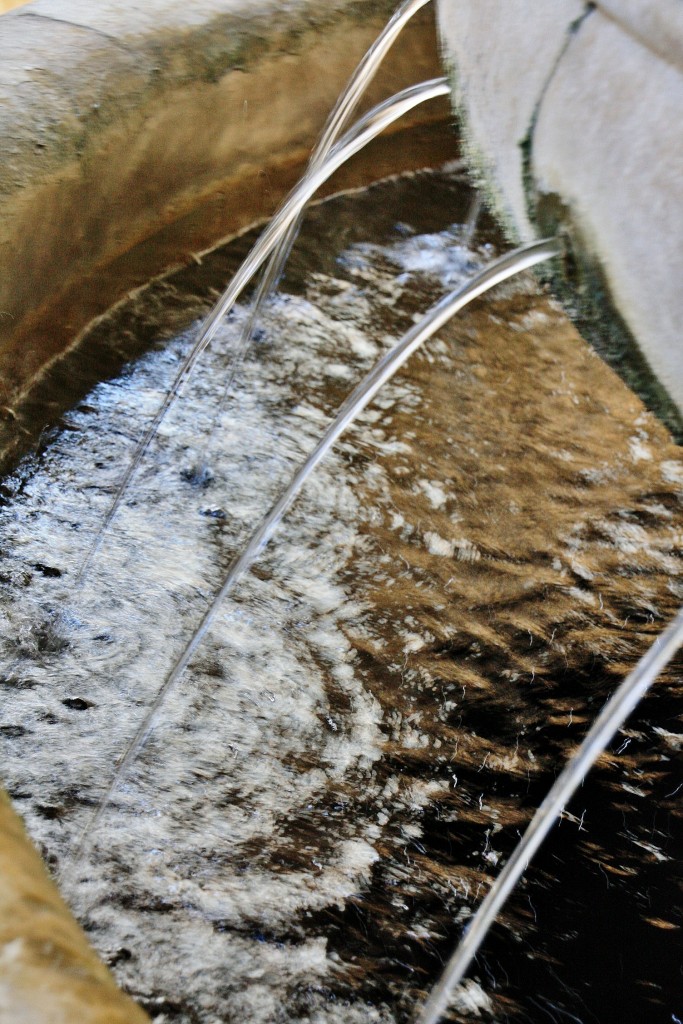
[0,0,451,415]
[435,0,583,240]
[0,789,150,1023]
[532,8,683,421]
[597,0,683,75]
[436,0,683,425]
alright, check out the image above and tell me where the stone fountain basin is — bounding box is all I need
[0,2,454,1020]
[1,2,680,1022]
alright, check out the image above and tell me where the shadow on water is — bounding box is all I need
[0,166,681,1024]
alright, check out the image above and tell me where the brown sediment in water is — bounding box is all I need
[0,788,150,1023]
[301,287,682,1018]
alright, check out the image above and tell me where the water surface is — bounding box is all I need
[0,167,681,1023]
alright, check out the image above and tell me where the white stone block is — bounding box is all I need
[532,9,683,412]
[436,0,583,239]
[437,0,683,419]
[597,0,683,73]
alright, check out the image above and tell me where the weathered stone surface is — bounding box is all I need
[436,0,683,424]
[0,0,449,411]
[597,0,683,73]
[0,788,150,1023]
[532,9,683,422]
[435,0,583,239]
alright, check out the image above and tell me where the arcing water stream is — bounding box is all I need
[1,165,681,1023]
[66,236,563,890]
[245,0,436,359]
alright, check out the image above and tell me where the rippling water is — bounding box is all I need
[0,168,681,1023]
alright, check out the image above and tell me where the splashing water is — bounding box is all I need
[64,237,562,882]
[1,166,681,1023]
[78,67,448,577]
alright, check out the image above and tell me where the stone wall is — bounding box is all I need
[436,0,683,428]
[0,789,150,1022]
[0,0,448,425]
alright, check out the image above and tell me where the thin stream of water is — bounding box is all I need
[79,77,450,579]
[461,192,482,248]
[417,604,683,1024]
[313,0,434,161]
[65,237,562,883]
[241,0,436,368]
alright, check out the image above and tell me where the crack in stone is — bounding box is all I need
[519,2,596,233]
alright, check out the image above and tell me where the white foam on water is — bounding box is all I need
[0,193,488,1020]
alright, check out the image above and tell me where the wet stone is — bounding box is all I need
[0,168,681,1023]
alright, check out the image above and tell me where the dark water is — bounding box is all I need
[0,167,681,1024]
